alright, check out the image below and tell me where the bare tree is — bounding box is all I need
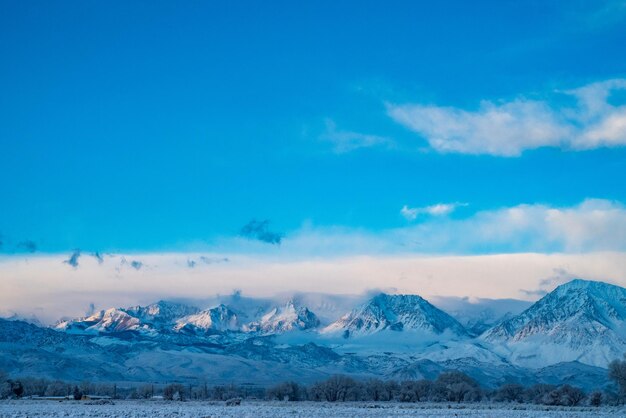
[45,380,70,397]
[589,391,603,407]
[493,383,525,403]
[609,354,626,403]
[558,385,585,406]
[266,381,303,401]
[310,375,358,402]
[399,380,432,402]
[163,383,186,401]
[435,371,482,403]
[136,384,154,399]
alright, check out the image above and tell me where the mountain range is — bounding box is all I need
[1,279,624,390]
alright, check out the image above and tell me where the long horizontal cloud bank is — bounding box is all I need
[2,252,626,324]
[2,199,625,322]
[266,198,626,255]
[387,79,626,156]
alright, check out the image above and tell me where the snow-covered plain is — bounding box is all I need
[0,400,624,418]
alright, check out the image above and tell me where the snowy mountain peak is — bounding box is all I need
[484,279,626,367]
[323,293,467,338]
[55,300,200,335]
[486,279,626,340]
[244,300,320,334]
[174,304,240,333]
[55,307,143,334]
[126,300,200,324]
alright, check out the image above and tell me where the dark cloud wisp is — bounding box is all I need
[63,249,81,268]
[16,240,37,253]
[240,219,283,245]
[92,252,104,264]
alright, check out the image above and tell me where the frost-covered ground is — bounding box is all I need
[1,400,625,418]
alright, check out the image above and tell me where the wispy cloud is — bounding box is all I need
[400,203,466,220]
[240,219,283,245]
[275,199,626,255]
[321,119,393,153]
[92,252,104,264]
[63,249,81,268]
[188,256,230,268]
[200,256,229,265]
[16,240,37,253]
[398,198,626,253]
[387,79,626,156]
[118,257,144,271]
[520,268,578,297]
[85,302,96,317]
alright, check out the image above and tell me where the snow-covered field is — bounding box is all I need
[0,400,624,418]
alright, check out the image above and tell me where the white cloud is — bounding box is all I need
[400,205,419,220]
[387,79,626,156]
[274,199,626,255]
[2,199,626,322]
[321,119,393,153]
[401,203,463,220]
[399,198,626,253]
[2,252,626,324]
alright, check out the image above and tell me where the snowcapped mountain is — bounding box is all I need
[0,316,609,390]
[7,279,626,388]
[126,300,200,326]
[244,300,320,334]
[484,279,626,367]
[174,304,240,333]
[322,293,468,338]
[54,301,200,335]
[54,299,320,337]
[43,279,626,380]
[55,308,144,334]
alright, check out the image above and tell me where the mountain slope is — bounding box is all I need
[244,301,320,334]
[126,300,200,326]
[55,301,201,335]
[484,279,626,367]
[0,318,128,381]
[322,293,468,338]
[174,304,240,333]
[55,308,144,334]
[430,296,532,337]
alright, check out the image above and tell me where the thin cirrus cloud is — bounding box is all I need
[400,203,466,220]
[387,79,626,156]
[321,119,393,153]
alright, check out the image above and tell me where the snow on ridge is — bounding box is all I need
[47,279,626,369]
[174,304,240,332]
[243,300,320,334]
[322,293,468,338]
[483,278,626,367]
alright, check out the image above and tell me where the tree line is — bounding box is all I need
[2,356,626,406]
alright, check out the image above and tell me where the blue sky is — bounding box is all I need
[3,1,626,319]
[1,0,626,255]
